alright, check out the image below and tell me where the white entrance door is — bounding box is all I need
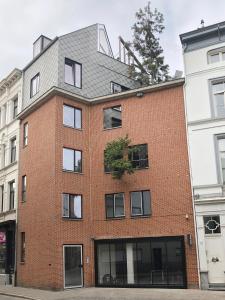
[63,245,83,288]
[205,237,225,284]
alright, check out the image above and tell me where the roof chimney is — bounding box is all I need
[33,35,52,58]
[200,19,205,28]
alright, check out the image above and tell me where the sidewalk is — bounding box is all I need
[0,286,224,300]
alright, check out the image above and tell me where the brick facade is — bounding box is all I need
[17,83,199,289]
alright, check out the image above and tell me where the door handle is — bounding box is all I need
[78,264,83,268]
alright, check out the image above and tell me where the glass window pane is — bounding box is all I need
[204,215,221,234]
[110,243,127,285]
[63,148,74,171]
[114,193,124,217]
[210,53,220,63]
[75,109,81,129]
[104,106,122,129]
[139,145,148,160]
[31,78,36,96]
[105,194,114,218]
[212,82,224,93]
[131,192,142,215]
[63,194,69,217]
[143,191,151,215]
[70,195,82,218]
[75,64,81,88]
[133,241,151,284]
[166,241,184,285]
[65,61,74,85]
[99,28,113,57]
[214,93,225,117]
[36,74,40,92]
[63,105,74,127]
[64,246,82,287]
[130,145,148,169]
[97,244,111,284]
[75,150,82,172]
[218,138,225,151]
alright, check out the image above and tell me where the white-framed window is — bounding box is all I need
[203,215,221,234]
[208,47,225,64]
[13,98,18,119]
[9,180,15,210]
[10,137,16,163]
[211,79,225,117]
[105,193,125,218]
[62,194,82,219]
[217,136,225,183]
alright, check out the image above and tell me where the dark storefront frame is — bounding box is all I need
[94,236,187,289]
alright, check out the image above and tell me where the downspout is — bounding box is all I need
[182,47,201,289]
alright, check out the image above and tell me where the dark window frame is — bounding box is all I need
[62,193,83,219]
[9,180,15,210]
[105,192,125,219]
[129,144,149,169]
[130,190,151,217]
[64,58,82,89]
[22,175,27,202]
[30,73,40,98]
[94,236,187,289]
[23,123,28,147]
[103,105,122,129]
[110,81,130,94]
[63,104,82,129]
[10,137,16,163]
[21,232,25,263]
[63,147,82,173]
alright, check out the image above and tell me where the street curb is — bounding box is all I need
[0,291,41,300]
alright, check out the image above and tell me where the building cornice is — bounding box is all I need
[195,197,225,205]
[180,21,225,43]
[0,69,22,95]
[17,78,185,120]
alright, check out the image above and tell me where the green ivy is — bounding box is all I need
[104,135,136,179]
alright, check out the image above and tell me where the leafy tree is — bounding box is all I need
[104,135,136,179]
[129,1,169,85]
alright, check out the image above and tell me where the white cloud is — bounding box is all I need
[0,0,225,79]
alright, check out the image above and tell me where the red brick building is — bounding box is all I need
[16,79,199,289]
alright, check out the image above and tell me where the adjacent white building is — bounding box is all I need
[181,21,225,289]
[0,69,22,284]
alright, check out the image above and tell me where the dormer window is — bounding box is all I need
[111,82,130,94]
[208,47,225,64]
[33,35,52,58]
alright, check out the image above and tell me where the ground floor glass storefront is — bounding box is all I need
[95,236,186,288]
[0,221,15,284]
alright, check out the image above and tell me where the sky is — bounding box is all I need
[1,0,225,80]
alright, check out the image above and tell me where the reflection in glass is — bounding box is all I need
[64,246,82,287]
